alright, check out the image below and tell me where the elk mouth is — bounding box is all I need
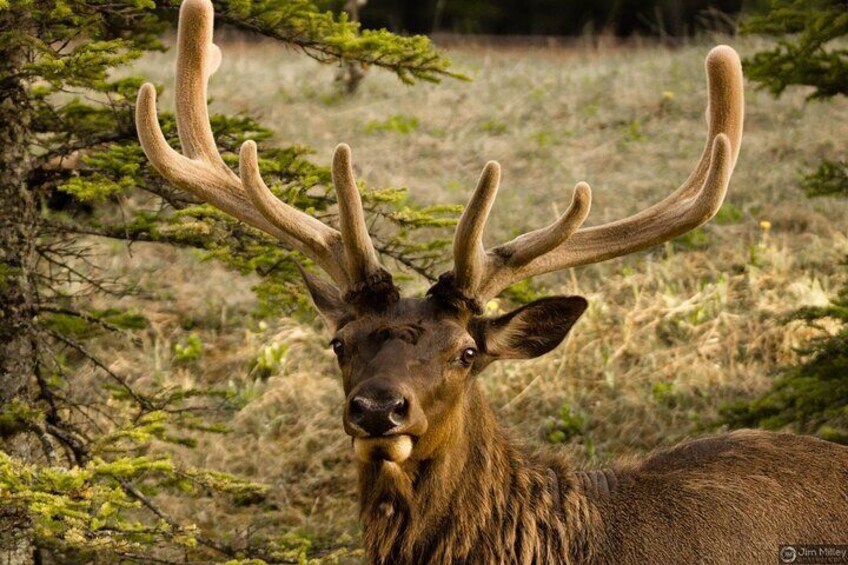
[353,434,414,463]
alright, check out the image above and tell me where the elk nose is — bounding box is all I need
[348,393,408,437]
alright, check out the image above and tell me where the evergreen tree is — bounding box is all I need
[721,0,848,444]
[722,276,848,443]
[0,0,460,561]
[742,0,847,197]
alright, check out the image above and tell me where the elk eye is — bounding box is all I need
[459,347,478,367]
[330,339,345,357]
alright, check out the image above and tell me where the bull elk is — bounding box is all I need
[136,1,848,563]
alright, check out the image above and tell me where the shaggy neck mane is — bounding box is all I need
[357,383,602,564]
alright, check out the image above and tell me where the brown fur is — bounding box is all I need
[359,381,848,564]
[310,296,848,565]
[358,384,599,564]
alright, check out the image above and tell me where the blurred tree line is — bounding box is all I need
[328,0,771,37]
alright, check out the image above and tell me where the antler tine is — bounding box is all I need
[453,161,501,297]
[238,142,349,285]
[448,45,744,304]
[655,45,743,204]
[173,0,226,169]
[499,182,592,267]
[332,144,384,284]
[136,84,306,252]
[137,0,402,292]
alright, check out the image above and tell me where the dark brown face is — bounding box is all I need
[329,300,478,463]
[301,270,588,464]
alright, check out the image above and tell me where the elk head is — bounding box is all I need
[137,0,743,467]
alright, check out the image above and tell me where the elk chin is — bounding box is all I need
[353,435,413,464]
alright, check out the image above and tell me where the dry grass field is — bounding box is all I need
[95,35,847,558]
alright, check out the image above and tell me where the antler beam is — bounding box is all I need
[136,0,386,295]
[449,45,744,306]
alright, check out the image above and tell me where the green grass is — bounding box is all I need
[101,35,848,556]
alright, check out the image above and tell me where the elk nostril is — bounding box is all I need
[350,396,368,416]
[387,397,408,427]
[349,396,371,429]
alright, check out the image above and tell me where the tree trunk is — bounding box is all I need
[0,6,38,564]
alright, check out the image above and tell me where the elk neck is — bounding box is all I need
[357,380,603,564]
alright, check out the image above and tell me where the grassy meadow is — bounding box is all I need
[99,35,848,556]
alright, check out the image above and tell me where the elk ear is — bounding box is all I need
[477,296,587,360]
[298,266,353,333]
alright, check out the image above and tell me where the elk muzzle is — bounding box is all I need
[344,381,426,463]
[349,394,408,436]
